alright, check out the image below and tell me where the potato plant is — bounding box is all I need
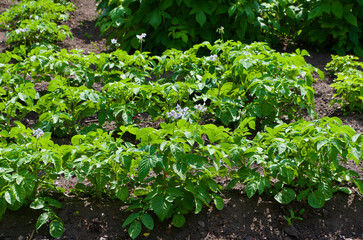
[326,55,363,113]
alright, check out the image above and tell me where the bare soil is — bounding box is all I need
[0,1,362,240]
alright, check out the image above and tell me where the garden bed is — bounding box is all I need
[0,0,362,240]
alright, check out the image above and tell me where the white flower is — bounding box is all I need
[195,103,207,113]
[32,128,44,138]
[209,54,218,62]
[167,104,189,120]
[111,38,117,44]
[18,28,29,33]
[136,33,147,41]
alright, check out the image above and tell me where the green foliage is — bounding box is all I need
[232,117,362,208]
[95,0,262,53]
[0,0,75,30]
[95,0,363,55]
[0,0,75,50]
[326,55,363,113]
[303,0,363,56]
[259,0,363,56]
[31,197,64,238]
[6,18,73,48]
[259,0,308,45]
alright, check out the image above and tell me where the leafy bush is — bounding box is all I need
[228,117,363,208]
[95,0,262,53]
[259,0,363,56]
[0,123,65,238]
[96,0,363,56]
[302,0,363,56]
[258,0,309,45]
[326,55,363,113]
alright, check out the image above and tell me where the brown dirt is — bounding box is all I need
[0,1,362,240]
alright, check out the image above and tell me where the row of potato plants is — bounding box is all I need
[1,40,322,137]
[325,55,363,113]
[0,0,75,48]
[0,117,362,238]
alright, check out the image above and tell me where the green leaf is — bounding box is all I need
[338,187,352,194]
[172,214,186,227]
[353,179,363,194]
[228,5,237,16]
[138,154,158,181]
[318,183,333,200]
[116,187,129,202]
[195,11,206,26]
[274,188,296,204]
[12,185,25,203]
[344,13,358,27]
[122,212,141,228]
[160,0,174,10]
[181,33,188,43]
[317,139,328,150]
[172,162,187,179]
[195,198,203,214]
[141,213,154,230]
[45,197,62,208]
[166,187,184,197]
[308,6,323,20]
[49,219,64,239]
[122,155,132,171]
[245,181,258,198]
[52,155,62,172]
[96,172,108,189]
[4,190,14,205]
[353,46,363,57]
[278,143,287,155]
[207,179,219,193]
[349,146,361,164]
[149,9,162,29]
[170,144,184,162]
[280,167,294,184]
[213,195,224,210]
[88,92,100,103]
[36,212,50,230]
[297,189,309,201]
[128,221,142,240]
[150,194,171,221]
[308,191,325,208]
[331,1,343,18]
[30,198,45,210]
[18,93,27,101]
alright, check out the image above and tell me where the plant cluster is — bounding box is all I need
[95,0,363,56]
[0,0,75,49]
[325,55,363,113]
